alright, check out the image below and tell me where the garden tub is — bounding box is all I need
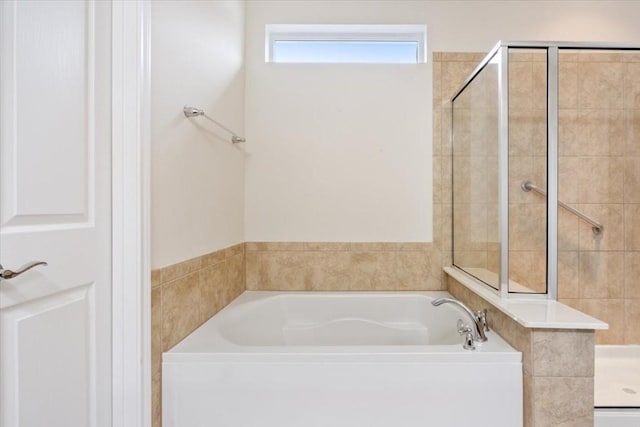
[163,291,522,427]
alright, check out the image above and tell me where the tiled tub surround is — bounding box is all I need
[245,242,444,291]
[447,270,602,427]
[151,241,439,426]
[150,243,245,427]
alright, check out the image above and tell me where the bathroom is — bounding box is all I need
[151,1,639,425]
[151,1,640,426]
[0,1,639,426]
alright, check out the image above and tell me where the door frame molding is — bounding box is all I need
[111,1,151,426]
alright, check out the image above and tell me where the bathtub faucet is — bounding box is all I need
[432,298,489,343]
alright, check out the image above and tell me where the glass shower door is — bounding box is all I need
[452,52,500,290]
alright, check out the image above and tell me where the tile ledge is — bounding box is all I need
[444,266,608,330]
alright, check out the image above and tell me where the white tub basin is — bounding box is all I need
[163,291,523,427]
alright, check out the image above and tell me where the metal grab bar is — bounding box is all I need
[521,181,603,235]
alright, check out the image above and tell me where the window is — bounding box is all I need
[265,24,427,64]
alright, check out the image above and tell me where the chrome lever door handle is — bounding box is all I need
[0,261,48,280]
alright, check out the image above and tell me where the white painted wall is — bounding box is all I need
[426,0,640,51]
[244,0,640,243]
[245,1,432,242]
[151,1,245,269]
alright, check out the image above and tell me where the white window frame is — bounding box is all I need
[265,24,427,63]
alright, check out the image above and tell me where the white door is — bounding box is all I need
[0,1,112,426]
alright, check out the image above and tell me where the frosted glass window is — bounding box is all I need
[266,25,427,64]
[272,41,419,63]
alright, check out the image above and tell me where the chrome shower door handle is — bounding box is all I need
[0,261,48,280]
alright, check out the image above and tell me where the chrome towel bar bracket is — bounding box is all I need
[183,106,204,117]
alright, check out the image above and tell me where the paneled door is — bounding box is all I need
[0,1,112,426]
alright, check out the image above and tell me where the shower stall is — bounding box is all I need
[450,42,640,416]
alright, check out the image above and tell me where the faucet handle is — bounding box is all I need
[476,309,490,332]
[457,319,476,351]
[457,319,472,335]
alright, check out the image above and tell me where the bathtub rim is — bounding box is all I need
[163,290,522,364]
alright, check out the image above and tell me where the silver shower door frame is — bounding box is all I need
[450,41,640,300]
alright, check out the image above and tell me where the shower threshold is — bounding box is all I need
[595,345,640,408]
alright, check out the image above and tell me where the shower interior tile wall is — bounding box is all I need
[441,50,640,346]
[557,51,640,345]
[507,52,548,293]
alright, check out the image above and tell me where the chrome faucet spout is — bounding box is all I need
[432,297,488,342]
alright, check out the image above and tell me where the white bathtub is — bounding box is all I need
[163,291,522,427]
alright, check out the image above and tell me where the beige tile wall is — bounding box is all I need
[448,276,595,427]
[557,51,640,345]
[508,51,548,293]
[150,243,245,427]
[447,52,501,284]
[503,50,640,343]
[245,242,443,291]
[433,52,488,281]
[443,51,549,293]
